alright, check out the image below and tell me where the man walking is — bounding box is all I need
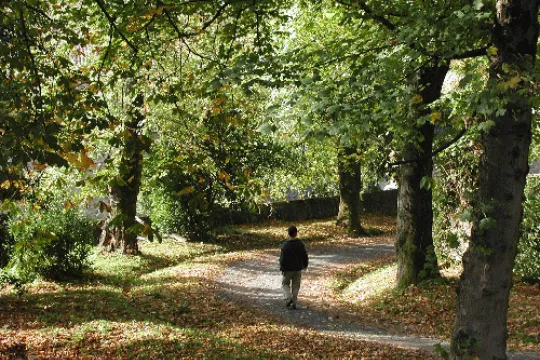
[279,225,308,310]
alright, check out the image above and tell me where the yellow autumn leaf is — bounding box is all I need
[79,152,95,169]
[508,76,521,88]
[141,223,151,237]
[430,112,441,123]
[178,186,194,196]
[412,94,423,104]
[65,153,79,164]
[487,46,498,56]
[219,171,230,182]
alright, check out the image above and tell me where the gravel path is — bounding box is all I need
[216,241,540,359]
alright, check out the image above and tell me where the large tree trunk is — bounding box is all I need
[336,145,366,237]
[451,1,538,359]
[100,83,147,255]
[395,64,448,289]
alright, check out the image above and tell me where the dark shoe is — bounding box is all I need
[285,299,293,308]
[291,302,297,310]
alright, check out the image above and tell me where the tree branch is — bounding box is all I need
[161,1,229,38]
[357,1,397,31]
[323,44,396,65]
[451,47,488,60]
[18,8,43,118]
[388,127,467,167]
[159,1,226,65]
[93,0,139,54]
[23,2,53,22]
[98,29,114,85]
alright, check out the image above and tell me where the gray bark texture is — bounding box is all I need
[337,146,365,236]
[451,1,539,359]
[395,64,448,289]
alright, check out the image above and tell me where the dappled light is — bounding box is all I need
[1,0,539,358]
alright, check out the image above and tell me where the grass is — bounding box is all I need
[0,214,537,359]
[329,261,539,353]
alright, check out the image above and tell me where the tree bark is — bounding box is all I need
[0,214,9,268]
[395,64,448,289]
[101,83,147,255]
[337,145,366,236]
[451,1,538,359]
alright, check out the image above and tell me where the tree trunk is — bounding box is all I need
[0,213,9,268]
[337,145,366,236]
[395,64,448,289]
[101,83,147,255]
[451,1,538,359]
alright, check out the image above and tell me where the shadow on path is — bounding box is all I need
[216,243,540,360]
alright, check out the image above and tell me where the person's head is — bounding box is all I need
[288,225,298,238]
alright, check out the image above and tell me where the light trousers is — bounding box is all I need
[281,270,302,303]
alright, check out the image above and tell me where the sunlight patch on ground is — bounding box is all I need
[342,264,397,302]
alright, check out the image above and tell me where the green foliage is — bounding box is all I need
[515,176,540,283]
[259,136,339,200]
[141,84,286,241]
[0,0,106,187]
[5,204,96,282]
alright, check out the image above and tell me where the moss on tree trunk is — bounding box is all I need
[395,64,448,289]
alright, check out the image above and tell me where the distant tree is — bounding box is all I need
[336,145,366,236]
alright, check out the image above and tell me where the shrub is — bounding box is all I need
[6,205,96,282]
[140,187,186,235]
[515,176,540,283]
[140,181,213,242]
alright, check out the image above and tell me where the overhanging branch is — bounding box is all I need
[451,47,488,60]
[388,127,467,167]
[161,1,229,38]
[357,1,397,31]
[94,0,139,54]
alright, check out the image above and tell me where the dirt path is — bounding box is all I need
[216,240,540,359]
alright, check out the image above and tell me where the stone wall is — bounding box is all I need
[362,189,398,215]
[214,189,397,226]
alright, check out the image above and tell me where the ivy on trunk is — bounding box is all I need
[451,1,539,358]
[100,81,148,255]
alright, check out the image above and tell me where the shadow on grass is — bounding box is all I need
[72,329,297,360]
[0,277,275,333]
[0,287,155,331]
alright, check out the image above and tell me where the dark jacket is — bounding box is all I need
[279,238,308,272]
